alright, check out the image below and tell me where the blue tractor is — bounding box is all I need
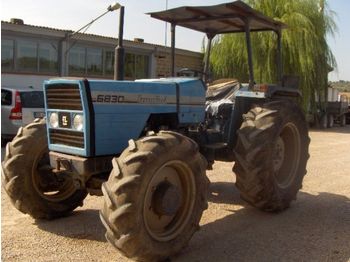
[2,2,309,261]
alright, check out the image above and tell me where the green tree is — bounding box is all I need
[210,0,337,112]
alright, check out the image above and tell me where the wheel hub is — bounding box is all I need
[152,182,182,216]
[32,149,77,202]
[273,122,301,189]
[143,161,196,242]
[272,136,285,172]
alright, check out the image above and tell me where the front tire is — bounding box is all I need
[100,131,209,261]
[1,118,87,219]
[233,100,310,211]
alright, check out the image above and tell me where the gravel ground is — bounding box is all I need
[1,126,350,262]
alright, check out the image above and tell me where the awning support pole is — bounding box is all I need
[171,23,176,77]
[276,29,283,84]
[244,18,254,89]
[204,35,213,83]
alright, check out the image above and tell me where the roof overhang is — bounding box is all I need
[148,1,286,36]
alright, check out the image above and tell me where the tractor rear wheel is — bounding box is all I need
[233,100,310,211]
[100,131,209,261]
[1,118,87,219]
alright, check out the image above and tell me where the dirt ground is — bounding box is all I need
[1,126,350,262]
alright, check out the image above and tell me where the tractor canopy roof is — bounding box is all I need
[148,1,286,36]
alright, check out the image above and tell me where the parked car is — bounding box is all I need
[1,87,45,146]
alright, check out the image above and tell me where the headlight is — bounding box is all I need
[73,114,84,131]
[49,112,59,128]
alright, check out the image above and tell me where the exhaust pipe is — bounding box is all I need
[114,6,125,80]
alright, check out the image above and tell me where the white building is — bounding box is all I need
[1,19,203,91]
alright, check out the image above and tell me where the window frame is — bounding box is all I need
[124,51,151,80]
[38,42,59,73]
[1,37,59,75]
[1,38,15,71]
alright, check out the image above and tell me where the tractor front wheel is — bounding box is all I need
[100,131,209,261]
[1,118,87,219]
[233,100,310,211]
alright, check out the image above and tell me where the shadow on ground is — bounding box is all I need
[208,181,243,205]
[35,209,106,242]
[309,125,350,134]
[176,187,350,262]
[34,181,350,262]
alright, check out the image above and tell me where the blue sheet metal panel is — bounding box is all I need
[94,113,147,155]
[138,78,206,122]
[88,80,177,95]
[88,80,179,155]
[93,104,176,155]
[93,103,176,114]
[43,79,91,157]
[177,79,206,122]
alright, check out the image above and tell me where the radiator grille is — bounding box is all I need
[46,84,82,110]
[49,129,84,148]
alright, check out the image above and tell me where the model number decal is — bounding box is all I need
[91,91,204,105]
[94,95,125,103]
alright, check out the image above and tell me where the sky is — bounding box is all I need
[1,0,349,81]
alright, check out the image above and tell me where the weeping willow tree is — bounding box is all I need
[210,0,337,112]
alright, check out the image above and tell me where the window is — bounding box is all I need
[125,53,135,79]
[87,48,103,75]
[17,40,38,71]
[125,53,150,79]
[15,40,58,73]
[1,89,12,106]
[20,91,44,108]
[1,39,14,70]
[135,55,149,79]
[67,47,149,79]
[104,50,114,76]
[39,43,58,73]
[69,46,86,75]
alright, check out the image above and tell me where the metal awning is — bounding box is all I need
[148,1,286,36]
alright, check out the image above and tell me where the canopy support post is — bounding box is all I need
[244,18,254,89]
[171,23,176,77]
[204,34,214,83]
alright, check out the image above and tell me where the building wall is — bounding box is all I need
[156,51,203,78]
[1,20,203,90]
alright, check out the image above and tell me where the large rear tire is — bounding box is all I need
[1,118,87,219]
[100,131,209,261]
[233,100,310,211]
